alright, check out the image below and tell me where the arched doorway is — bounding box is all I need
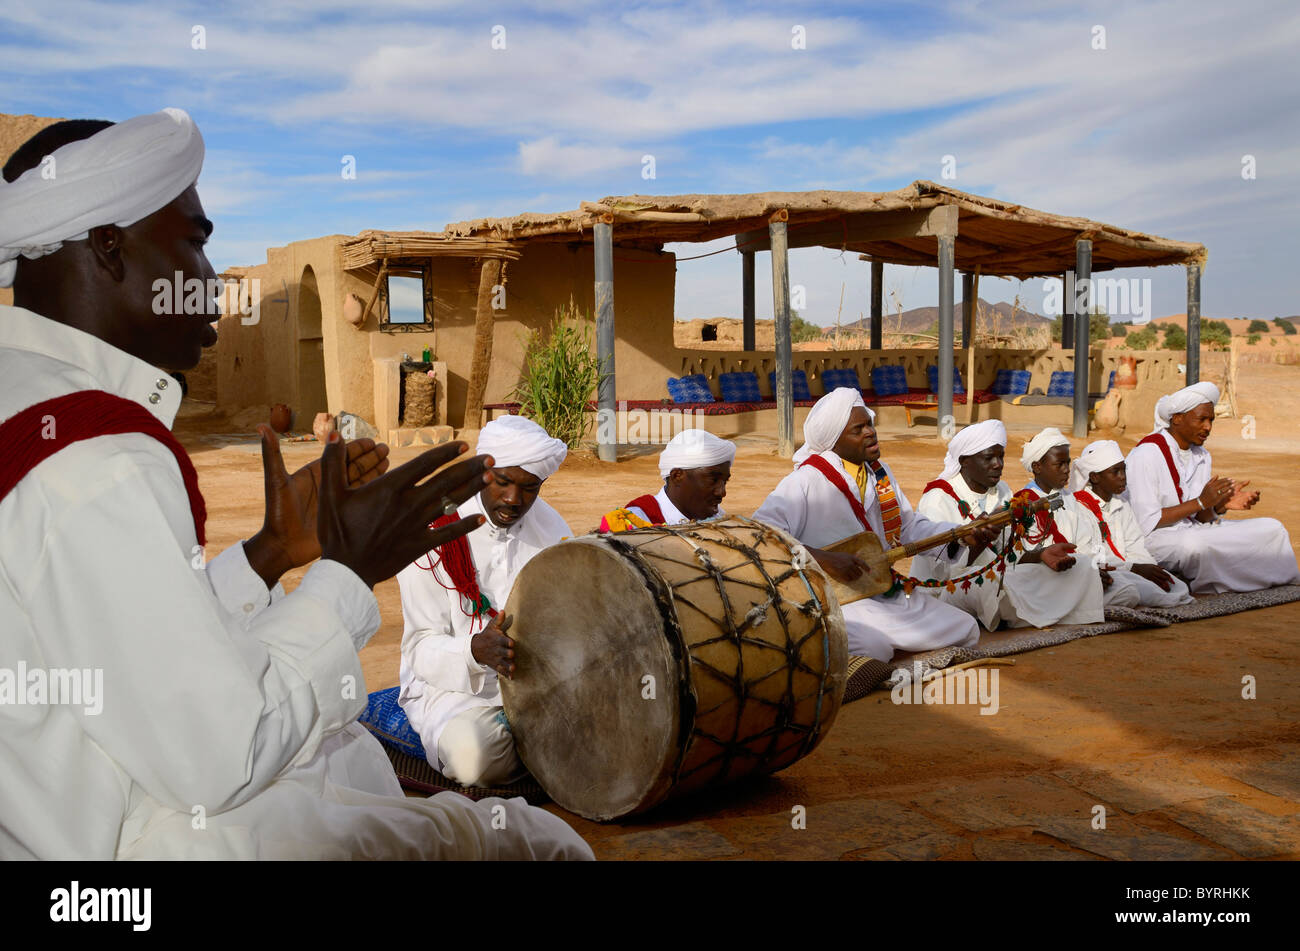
[297,267,328,421]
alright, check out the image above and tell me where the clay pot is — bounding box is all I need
[1115,355,1138,389]
[270,403,293,433]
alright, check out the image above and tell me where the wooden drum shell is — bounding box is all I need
[501,517,847,820]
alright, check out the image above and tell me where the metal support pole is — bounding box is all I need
[937,235,955,435]
[870,261,883,350]
[961,271,974,347]
[1072,240,1092,438]
[1186,263,1201,384]
[770,212,794,458]
[594,220,617,462]
[741,249,756,351]
[1062,270,1074,349]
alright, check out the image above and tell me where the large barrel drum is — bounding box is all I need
[500,517,847,820]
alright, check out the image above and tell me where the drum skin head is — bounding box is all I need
[501,539,681,820]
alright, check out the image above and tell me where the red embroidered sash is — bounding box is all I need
[0,389,207,545]
[1012,487,1066,544]
[800,454,874,535]
[419,513,498,626]
[1072,490,1125,561]
[922,479,974,521]
[624,494,665,524]
[1137,433,1184,503]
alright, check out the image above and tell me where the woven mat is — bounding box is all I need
[380,744,550,803]
[842,584,1300,702]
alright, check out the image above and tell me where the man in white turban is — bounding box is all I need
[0,113,589,859]
[1124,381,1299,593]
[1068,441,1192,607]
[913,420,1104,630]
[599,428,736,531]
[753,388,996,661]
[1018,427,1072,499]
[396,415,572,786]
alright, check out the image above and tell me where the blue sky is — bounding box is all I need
[3,0,1297,324]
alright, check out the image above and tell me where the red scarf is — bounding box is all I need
[624,494,665,524]
[1012,487,1066,544]
[799,454,874,535]
[0,389,206,545]
[922,479,974,520]
[1072,490,1125,561]
[416,514,498,626]
[1137,433,1184,502]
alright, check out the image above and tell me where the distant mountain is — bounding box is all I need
[826,297,1051,336]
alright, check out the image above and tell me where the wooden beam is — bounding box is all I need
[738,205,958,253]
[741,249,756,351]
[359,258,389,328]
[462,258,503,431]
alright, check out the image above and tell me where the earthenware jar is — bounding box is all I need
[270,403,293,433]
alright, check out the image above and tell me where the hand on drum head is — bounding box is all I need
[811,548,873,585]
[471,613,516,679]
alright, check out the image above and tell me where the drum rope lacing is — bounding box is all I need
[617,518,840,786]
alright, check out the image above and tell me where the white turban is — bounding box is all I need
[1020,427,1071,474]
[792,387,874,464]
[1153,381,1219,432]
[476,416,568,481]
[1068,439,1125,493]
[0,108,205,287]
[658,429,736,478]
[939,419,1007,481]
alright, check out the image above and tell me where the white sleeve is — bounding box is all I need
[396,563,493,697]
[896,483,961,561]
[752,472,810,540]
[20,437,375,816]
[1124,444,1173,536]
[205,541,286,625]
[1115,503,1158,566]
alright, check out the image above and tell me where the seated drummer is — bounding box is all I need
[599,428,735,531]
[395,416,570,787]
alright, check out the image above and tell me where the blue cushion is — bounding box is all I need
[1047,370,1075,397]
[820,367,861,393]
[667,374,715,404]
[925,364,966,395]
[870,364,909,396]
[719,371,762,403]
[1107,369,1116,391]
[358,686,426,759]
[768,369,812,401]
[991,369,1031,396]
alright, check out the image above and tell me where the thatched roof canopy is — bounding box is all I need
[423,180,1205,280]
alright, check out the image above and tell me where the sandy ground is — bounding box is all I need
[177,363,1300,860]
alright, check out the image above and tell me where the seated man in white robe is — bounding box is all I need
[913,420,1103,630]
[0,112,590,859]
[752,387,995,662]
[598,428,735,531]
[1124,381,1300,594]
[397,415,571,787]
[1069,441,1193,608]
